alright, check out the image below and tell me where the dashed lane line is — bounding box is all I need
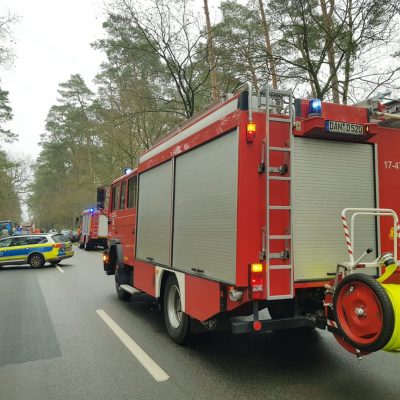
[56,266,65,274]
[96,309,170,383]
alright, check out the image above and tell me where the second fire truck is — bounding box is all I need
[78,208,108,250]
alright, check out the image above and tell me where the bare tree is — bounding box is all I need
[320,0,340,102]
[269,0,400,102]
[7,154,33,196]
[0,12,17,68]
[0,12,18,142]
[258,0,278,89]
[111,0,211,118]
[203,0,219,101]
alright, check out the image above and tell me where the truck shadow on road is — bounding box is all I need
[117,293,399,400]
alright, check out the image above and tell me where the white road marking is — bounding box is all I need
[96,309,169,382]
[56,266,65,273]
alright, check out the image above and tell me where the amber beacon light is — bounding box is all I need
[246,121,256,142]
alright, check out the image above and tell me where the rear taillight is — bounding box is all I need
[53,243,62,248]
[250,263,264,299]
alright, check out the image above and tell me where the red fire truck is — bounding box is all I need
[78,208,108,250]
[101,85,400,356]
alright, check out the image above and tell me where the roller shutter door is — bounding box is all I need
[136,161,172,266]
[293,138,376,281]
[173,130,238,283]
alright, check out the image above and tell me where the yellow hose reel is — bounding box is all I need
[377,262,400,352]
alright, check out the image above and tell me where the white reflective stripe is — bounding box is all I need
[96,309,169,382]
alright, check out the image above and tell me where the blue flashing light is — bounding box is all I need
[89,208,94,213]
[124,167,133,175]
[308,98,322,116]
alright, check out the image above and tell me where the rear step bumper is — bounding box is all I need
[119,284,142,295]
[231,316,316,334]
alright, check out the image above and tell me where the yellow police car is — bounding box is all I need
[0,234,74,268]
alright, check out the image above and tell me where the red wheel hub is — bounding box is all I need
[336,281,384,346]
[333,334,369,356]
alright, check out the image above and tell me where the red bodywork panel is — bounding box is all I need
[185,275,221,321]
[133,260,155,297]
[108,173,137,266]
[235,113,266,288]
[373,127,400,255]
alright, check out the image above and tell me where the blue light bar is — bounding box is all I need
[89,208,94,212]
[308,98,322,116]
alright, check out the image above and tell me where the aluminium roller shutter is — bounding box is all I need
[136,161,172,266]
[292,138,376,281]
[172,130,238,283]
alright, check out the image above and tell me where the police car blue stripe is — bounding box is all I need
[2,246,54,257]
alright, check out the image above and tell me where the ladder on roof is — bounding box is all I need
[258,86,294,300]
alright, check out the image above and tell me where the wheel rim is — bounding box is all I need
[333,333,369,356]
[31,255,42,268]
[167,285,182,329]
[336,281,384,346]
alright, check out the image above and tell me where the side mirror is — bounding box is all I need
[97,187,106,210]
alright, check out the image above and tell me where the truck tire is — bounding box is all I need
[333,273,394,353]
[29,253,45,268]
[163,274,190,344]
[115,278,132,301]
[115,259,132,301]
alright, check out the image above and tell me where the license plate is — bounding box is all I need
[325,120,364,135]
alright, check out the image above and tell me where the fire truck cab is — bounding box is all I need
[101,84,400,356]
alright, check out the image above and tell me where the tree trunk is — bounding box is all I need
[342,0,354,105]
[203,0,219,102]
[258,0,278,89]
[320,0,340,103]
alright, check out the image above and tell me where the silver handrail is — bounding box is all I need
[341,208,399,269]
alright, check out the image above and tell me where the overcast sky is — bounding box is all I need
[0,0,106,159]
[0,0,227,161]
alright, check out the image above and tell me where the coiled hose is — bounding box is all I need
[377,264,400,352]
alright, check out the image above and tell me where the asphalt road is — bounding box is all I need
[1,248,400,400]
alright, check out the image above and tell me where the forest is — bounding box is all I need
[1,0,399,229]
